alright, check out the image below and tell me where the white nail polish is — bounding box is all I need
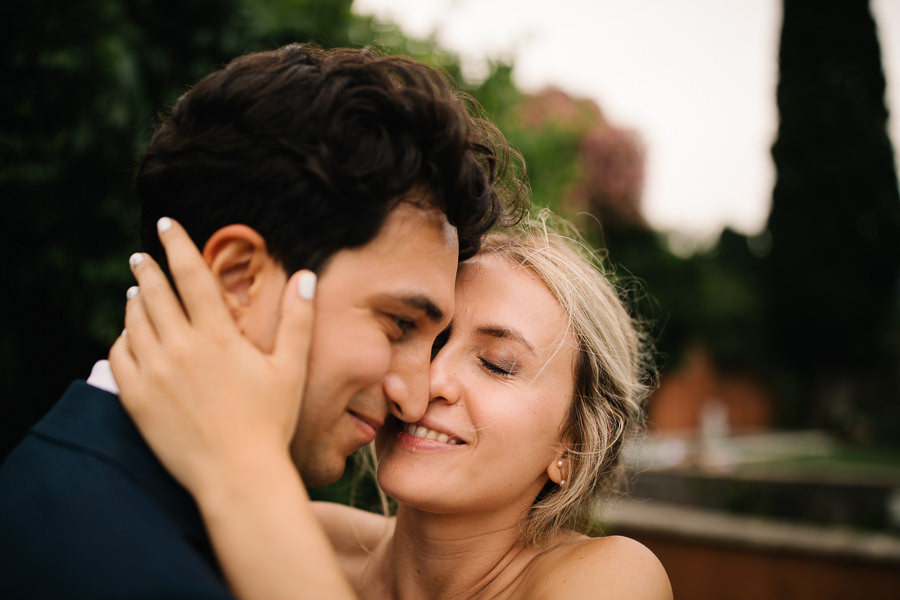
[129,253,145,269]
[126,286,140,300]
[298,271,317,300]
[157,217,173,233]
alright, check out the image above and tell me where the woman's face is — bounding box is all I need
[375,254,578,515]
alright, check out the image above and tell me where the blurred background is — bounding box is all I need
[2,1,899,597]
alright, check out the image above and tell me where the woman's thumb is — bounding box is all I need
[271,270,316,374]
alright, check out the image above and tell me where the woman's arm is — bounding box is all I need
[109,217,356,600]
[313,501,394,556]
[195,455,357,600]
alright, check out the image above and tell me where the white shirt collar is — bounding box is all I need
[86,359,120,396]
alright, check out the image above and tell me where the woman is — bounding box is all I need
[111,214,671,599]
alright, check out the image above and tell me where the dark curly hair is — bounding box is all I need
[137,43,525,273]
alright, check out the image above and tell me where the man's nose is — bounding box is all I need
[383,349,430,423]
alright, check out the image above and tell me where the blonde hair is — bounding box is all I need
[478,211,651,546]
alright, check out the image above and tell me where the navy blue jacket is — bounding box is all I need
[0,381,235,599]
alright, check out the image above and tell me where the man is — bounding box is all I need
[0,44,522,598]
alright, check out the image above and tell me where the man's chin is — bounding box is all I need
[295,452,346,488]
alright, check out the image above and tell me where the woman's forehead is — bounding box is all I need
[455,254,576,354]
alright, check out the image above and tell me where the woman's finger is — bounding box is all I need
[123,285,161,367]
[155,217,233,327]
[108,329,140,401]
[129,251,189,341]
[270,270,317,379]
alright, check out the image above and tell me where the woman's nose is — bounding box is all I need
[383,349,430,423]
[427,347,462,407]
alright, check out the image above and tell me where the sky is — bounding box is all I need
[353,0,900,240]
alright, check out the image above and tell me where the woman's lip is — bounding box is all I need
[409,418,466,444]
[395,429,466,452]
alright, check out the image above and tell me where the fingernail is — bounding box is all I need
[157,217,173,233]
[126,286,140,300]
[298,271,317,300]
[129,253,145,269]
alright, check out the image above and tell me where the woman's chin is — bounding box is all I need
[375,424,478,511]
[376,463,455,510]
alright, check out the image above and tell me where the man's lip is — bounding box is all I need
[347,410,385,432]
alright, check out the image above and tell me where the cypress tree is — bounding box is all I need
[768,0,900,441]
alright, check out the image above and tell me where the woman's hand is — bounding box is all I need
[111,219,357,600]
[109,217,317,498]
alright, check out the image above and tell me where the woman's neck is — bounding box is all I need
[369,504,540,600]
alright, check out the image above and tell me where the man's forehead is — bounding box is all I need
[383,202,457,247]
[318,202,458,310]
[365,208,459,281]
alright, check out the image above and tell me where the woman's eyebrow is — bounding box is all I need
[476,325,535,354]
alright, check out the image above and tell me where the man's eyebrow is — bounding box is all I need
[397,294,444,322]
[476,325,535,353]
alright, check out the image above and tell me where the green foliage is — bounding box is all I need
[1,0,388,458]
[465,66,580,210]
[587,225,769,380]
[508,124,581,210]
[767,0,900,442]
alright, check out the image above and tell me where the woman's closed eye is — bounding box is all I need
[479,357,517,378]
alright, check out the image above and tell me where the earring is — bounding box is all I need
[557,460,563,468]
[560,479,566,486]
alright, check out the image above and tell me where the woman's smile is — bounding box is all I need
[395,425,467,451]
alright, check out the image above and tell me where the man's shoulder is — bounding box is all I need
[0,383,234,599]
[0,380,151,503]
[0,421,150,510]
[0,380,193,532]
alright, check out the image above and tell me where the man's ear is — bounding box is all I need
[202,224,284,316]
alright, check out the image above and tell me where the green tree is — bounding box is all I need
[0,0,382,458]
[767,0,900,441]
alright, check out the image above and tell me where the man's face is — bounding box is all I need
[290,203,458,486]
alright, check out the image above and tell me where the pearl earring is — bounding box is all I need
[560,479,566,486]
[557,460,563,467]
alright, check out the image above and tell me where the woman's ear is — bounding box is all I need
[202,224,285,318]
[547,452,568,486]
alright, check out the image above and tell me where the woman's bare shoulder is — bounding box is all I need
[518,534,672,600]
[311,501,394,556]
